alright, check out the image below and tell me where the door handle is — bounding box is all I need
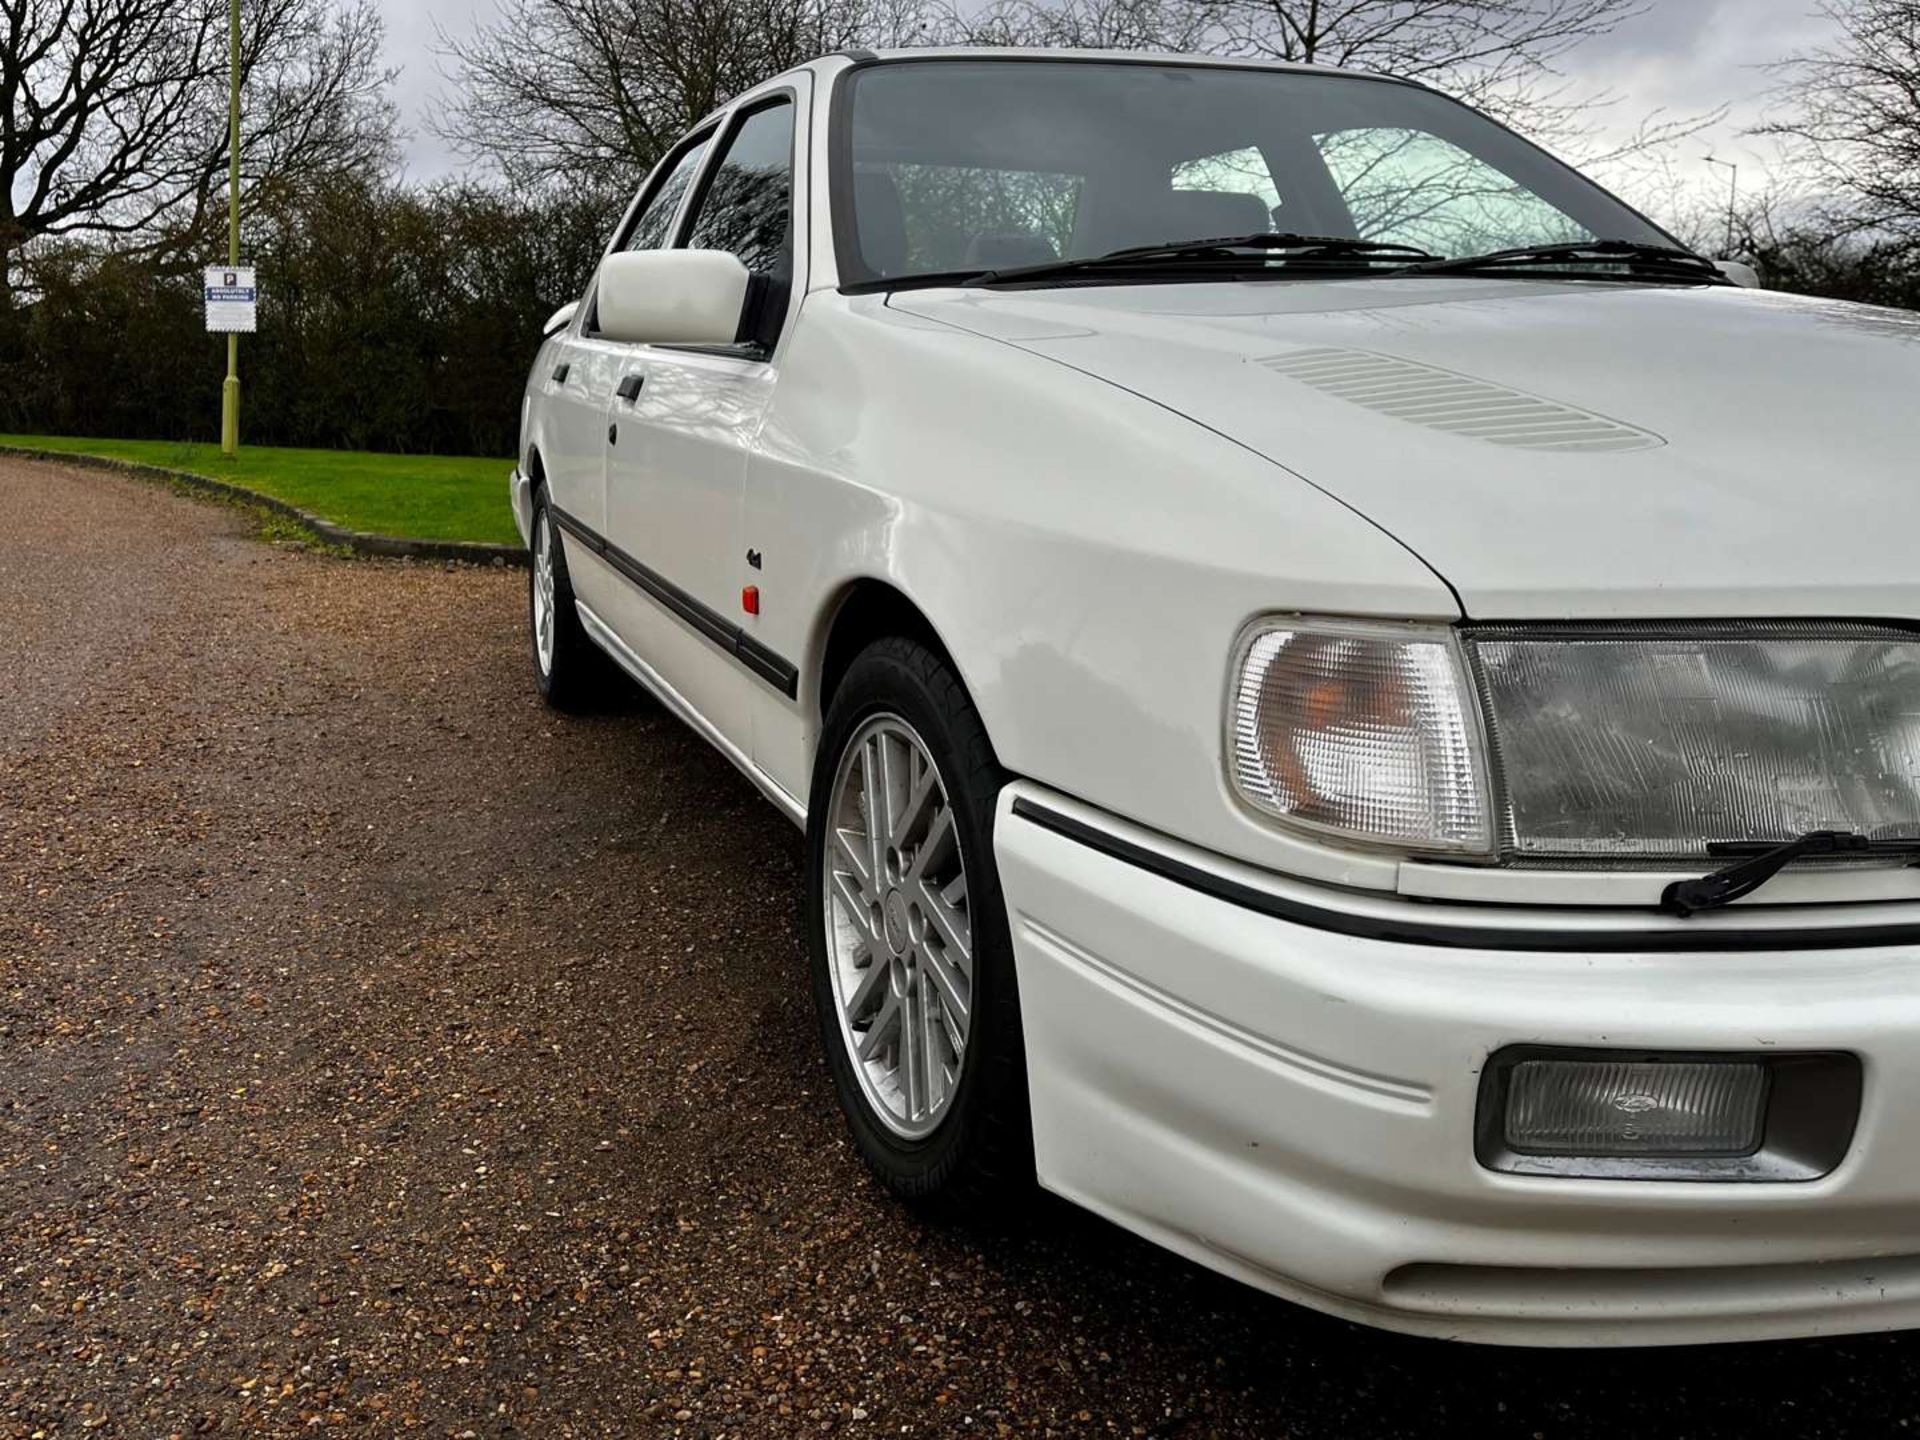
[617,373,646,403]
[551,362,571,385]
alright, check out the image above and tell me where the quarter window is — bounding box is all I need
[682,100,796,279]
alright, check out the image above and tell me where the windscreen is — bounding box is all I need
[836,59,1674,284]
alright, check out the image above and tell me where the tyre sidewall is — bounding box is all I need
[529,496,561,702]
[527,488,602,711]
[806,639,1028,1202]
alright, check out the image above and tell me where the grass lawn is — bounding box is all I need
[1,435,519,547]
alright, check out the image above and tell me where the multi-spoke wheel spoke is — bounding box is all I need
[824,714,975,1140]
[858,990,902,1063]
[914,876,972,961]
[532,514,557,675]
[918,940,971,1028]
[843,947,892,1021]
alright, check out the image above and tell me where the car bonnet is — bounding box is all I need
[891,277,1920,622]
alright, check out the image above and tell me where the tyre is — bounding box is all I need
[528,488,610,711]
[807,635,1032,1207]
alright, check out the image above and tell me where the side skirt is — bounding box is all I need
[577,600,807,829]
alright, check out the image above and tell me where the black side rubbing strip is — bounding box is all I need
[736,634,796,691]
[548,504,800,698]
[1008,798,1920,954]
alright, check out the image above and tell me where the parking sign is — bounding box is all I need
[205,266,259,334]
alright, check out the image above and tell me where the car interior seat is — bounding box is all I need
[1071,186,1276,257]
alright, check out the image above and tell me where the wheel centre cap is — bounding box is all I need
[882,890,911,956]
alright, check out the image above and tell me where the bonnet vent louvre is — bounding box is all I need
[1256,347,1664,454]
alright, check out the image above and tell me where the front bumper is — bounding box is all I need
[995,782,1920,1346]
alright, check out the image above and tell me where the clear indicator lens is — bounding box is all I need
[1504,1060,1767,1158]
[1230,623,1490,853]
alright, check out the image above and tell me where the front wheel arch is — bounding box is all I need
[805,633,1034,1207]
[814,579,957,723]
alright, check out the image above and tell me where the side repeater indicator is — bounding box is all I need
[742,585,761,616]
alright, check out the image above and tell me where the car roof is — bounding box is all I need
[707,47,1421,130]
[849,46,1382,79]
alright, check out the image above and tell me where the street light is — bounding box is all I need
[221,0,241,457]
[1704,155,1739,259]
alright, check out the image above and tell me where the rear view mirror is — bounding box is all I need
[1714,258,1761,289]
[595,250,751,346]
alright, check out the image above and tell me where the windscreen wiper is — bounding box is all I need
[1661,831,1920,917]
[1403,239,1730,285]
[977,234,1443,287]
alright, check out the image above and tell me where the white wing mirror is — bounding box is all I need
[1713,258,1761,289]
[594,250,752,345]
[543,301,580,337]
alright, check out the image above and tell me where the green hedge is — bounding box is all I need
[0,178,614,461]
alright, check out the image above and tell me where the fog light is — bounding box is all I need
[1504,1059,1767,1158]
[1479,1047,1859,1182]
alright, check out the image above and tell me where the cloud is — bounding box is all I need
[1581,0,1833,105]
[1539,0,1844,207]
[1580,0,1728,60]
[381,0,497,180]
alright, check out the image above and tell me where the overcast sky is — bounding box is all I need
[380,0,1843,200]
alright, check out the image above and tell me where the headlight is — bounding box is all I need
[1471,624,1920,859]
[1228,619,1920,862]
[1227,619,1493,854]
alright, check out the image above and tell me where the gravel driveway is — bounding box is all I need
[4,456,1918,1438]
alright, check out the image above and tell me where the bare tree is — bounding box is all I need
[1215,1,1634,96]
[434,0,909,198]
[947,0,1218,51]
[946,0,1644,112]
[440,0,1712,235]
[0,0,394,297]
[1764,0,1920,254]
[944,0,1716,177]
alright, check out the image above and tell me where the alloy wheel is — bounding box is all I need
[823,714,974,1140]
[531,509,557,676]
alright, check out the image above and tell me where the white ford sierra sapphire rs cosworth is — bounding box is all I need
[510,48,1920,1346]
